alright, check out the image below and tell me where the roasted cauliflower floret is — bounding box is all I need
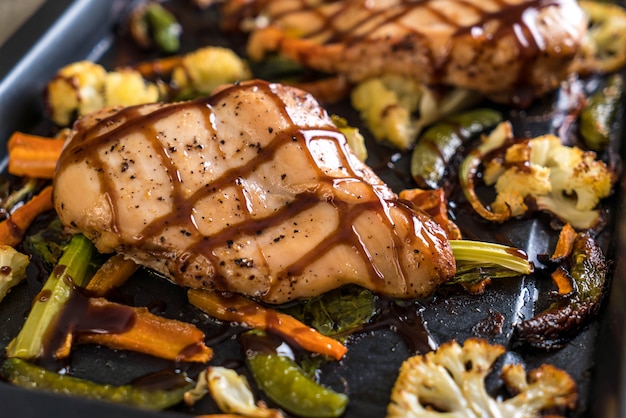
[463,126,614,229]
[387,338,577,418]
[46,61,160,127]
[540,138,613,211]
[0,245,29,303]
[46,61,107,127]
[488,155,552,218]
[351,75,420,150]
[171,46,252,98]
[103,69,160,108]
[184,367,282,417]
[351,75,477,150]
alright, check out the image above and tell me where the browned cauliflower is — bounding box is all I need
[387,338,577,418]
[184,366,282,418]
[0,245,29,303]
[351,75,477,150]
[171,46,252,99]
[46,61,160,127]
[461,122,614,229]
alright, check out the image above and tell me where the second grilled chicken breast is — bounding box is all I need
[221,0,588,106]
[54,80,455,303]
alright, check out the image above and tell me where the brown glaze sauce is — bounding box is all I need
[57,80,447,299]
[39,287,136,366]
[361,297,437,354]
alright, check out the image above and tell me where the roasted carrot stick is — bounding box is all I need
[126,55,183,79]
[7,132,65,179]
[188,289,347,360]
[78,297,213,363]
[550,223,577,262]
[0,185,54,246]
[86,254,139,297]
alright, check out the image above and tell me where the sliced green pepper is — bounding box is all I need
[579,73,623,152]
[145,3,182,54]
[411,108,502,189]
[242,332,348,417]
[515,232,607,350]
[2,357,192,411]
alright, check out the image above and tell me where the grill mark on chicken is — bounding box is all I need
[55,80,454,303]
[229,0,568,49]
[222,0,586,105]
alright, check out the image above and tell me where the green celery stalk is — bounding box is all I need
[6,234,95,359]
[450,239,533,275]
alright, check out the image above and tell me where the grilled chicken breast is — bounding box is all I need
[54,80,455,303]
[221,0,587,105]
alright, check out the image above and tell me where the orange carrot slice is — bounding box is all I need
[188,289,347,360]
[86,254,139,297]
[7,132,65,179]
[0,185,54,246]
[78,297,212,363]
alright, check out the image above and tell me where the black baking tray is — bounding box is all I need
[0,1,625,417]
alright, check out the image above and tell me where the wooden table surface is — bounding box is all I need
[0,0,46,45]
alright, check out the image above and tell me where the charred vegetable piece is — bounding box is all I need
[460,121,614,229]
[6,234,95,360]
[459,121,514,222]
[574,1,626,75]
[46,61,160,127]
[411,108,502,189]
[170,46,252,99]
[283,285,376,337]
[0,185,54,247]
[0,246,29,303]
[2,357,192,410]
[242,331,348,418]
[77,297,213,363]
[23,216,67,267]
[131,2,182,53]
[387,338,577,417]
[146,3,181,53]
[185,366,283,417]
[400,188,462,240]
[0,177,40,214]
[515,232,607,350]
[579,73,623,151]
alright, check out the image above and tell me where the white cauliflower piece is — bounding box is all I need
[0,245,30,302]
[351,75,419,150]
[46,62,160,127]
[479,134,613,229]
[46,61,107,126]
[351,75,478,150]
[387,338,577,418]
[171,46,252,97]
[184,367,283,418]
[539,137,613,211]
[500,363,577,416]
[104,69,160,108]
